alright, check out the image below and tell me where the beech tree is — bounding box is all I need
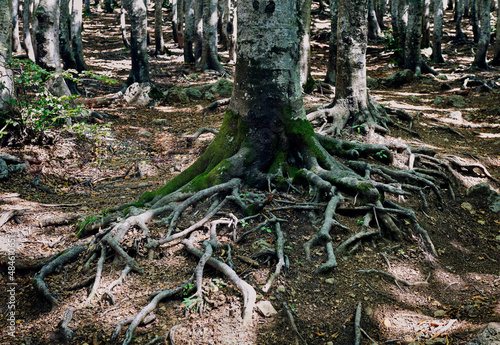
[122,0,150,83]
[0,0,13,111]
[492,4,500,65]
[324,0,337,85]
[432,0,446,63]
[197,0,225,72]
[473,0,491,69]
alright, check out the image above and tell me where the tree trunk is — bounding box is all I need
[492,2,500,65]
[298,0,315,93]
[184,0,195,62]
[432,0,446,62]
[465,0,470,15]
[0,0,14,111]
[404,0,437,75]
[194,0,203,59]
[324,0,338,85]
[455,0,466,41]
[473,0,490,69]
[220,0,231,50]
[172,0,179,44]
[391,0,400,48]
[229,0,237,63]
[374,0,385,28]
[120,4,130,48]
[470,0,479,42]
[59,0,77,70]
[123,0,150,84]
[176,0,184,48]
[397,0,408,63]
[155,0,166,54]
[368,0,382,40]
[23,0,36,60]
[71,0,88,71]
[421,0,430,47]
[12,0,21,53]
[197,0,224,72]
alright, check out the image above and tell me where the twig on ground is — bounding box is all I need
[283,301,308,345]
[354,302,362,345]
[262,222,285,292]
[358,269,429,286]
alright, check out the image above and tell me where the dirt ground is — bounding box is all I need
[1,6,499,345]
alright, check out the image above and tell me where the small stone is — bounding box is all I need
[365,307,373,316]
[447,95,466,108]
[256,300,277,317]
[434,310,446,317]
[277,285,286,293]
[434,97,443,105]
[81,206,89,211]
[461,202,473,212]
[348,292,355,298]
[138,130,153,138]
[448,111,463,123]
[325,278,335,285]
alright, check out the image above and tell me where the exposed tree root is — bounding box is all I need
[359,268,429,286]
[56,307,75,344]
[354,302,362,345]
[33,246,85,310]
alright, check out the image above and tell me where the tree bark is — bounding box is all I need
[492,2,500,65]
[368,0,382,40]
[298,0,315,92]
[0,0,14,111]
[374,0,385,28]
[154,0,166,54]
[172,0,179,44]
[184,0,196,62]
[123,0,150,84]
[324,0,338,85]
[59,0,77,70]
[455,0,466,41]
[432,0,446,62]
[197,0,224,72]
[470,0,480,42]
[473,0,490,69]
[12,0,21,53]
[220,0,231,50]
[421,0,430,47]
[71,0,88,71]
[194,0,203,59]
[23,0,36,60]
[404,0,437,75]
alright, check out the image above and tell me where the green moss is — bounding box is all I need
[303,75,317,94]
[356,182,376,193]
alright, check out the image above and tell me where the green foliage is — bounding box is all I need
[356,219,364,226]
[183,282,195,295]
[261,226,272,233]
[240,219,249,228]
[1,59,113,141]
[75,214,100,237]
[375,150,388,160]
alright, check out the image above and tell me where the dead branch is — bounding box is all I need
[33,246,86,310]
[183,238,256,326]
[84,244,106,306]
[56,307,74,344]
[0,209,24,227]
[262,222,285,292]
[354,302,362,345]
[38,214,80,228]
[283,301,308,345]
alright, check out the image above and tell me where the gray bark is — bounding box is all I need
[194,0,203,59]
[0,0,14,111]
[220,0,231,50]
[172,0,179,44]
[470,0,479,42]
[198,0,224,72]
[473,0,490,69]
[432,0,445,62]
[23,0,36,60]
[229,0,236,62]
[324,0,337,84]
[184,0,195,62]
[374,0,385,28]
[455,0,466,41]
[71,0,88,71]
[298,0,314,92]
[368,0,382,40]
[59,0,77,70]
[12,0,21,53]
[120,4,130,48]
[421,0,430,47]
[397,0,408,61]
[404,0,437,75]
[492,3,500,65]
[123,0,150,83]
[155,0,166,54]
[176,0,184,48]
[34,0,62,71]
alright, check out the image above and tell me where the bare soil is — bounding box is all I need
[1,7,499,345]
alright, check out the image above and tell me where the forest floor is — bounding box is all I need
[1,7,500,345]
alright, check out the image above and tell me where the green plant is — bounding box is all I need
[182,297,202,308]
[356,219,364,226]
[183,282,195,295]
[261,226,272,233]
[240,219,249,228]
[375,150,388,159]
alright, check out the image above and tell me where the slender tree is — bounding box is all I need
[0,0,14,110]
[12,0,21,53]
[492,3,500,65]
[473,0,491,69]
[197,0,224,72]
[71,0,88,71]
[324,0,338,85]
[184,0,196,62]
[368,0,382,40]
[154,0,166,54]
[432,0,446,62]
[23,0,36,60]
[299,0,315,92]
[455,0,467,41]
[123,0,150,84]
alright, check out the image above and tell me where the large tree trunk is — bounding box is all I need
[432,0,446,62]
[403,0,437,75]
[123,0,150,84]
[374,0,385,28]
[23,0,36,60]
[71,0,88,71]
[197,0,224,72]
[194,0,203,59]
[470,0,479,42]
[219,0,231,50]
[473,0,490,69]
[324,0,338,85]
[59,0,77,70]
[421,0,431,47]
[12,0,21,53]
[0,0,14,111]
